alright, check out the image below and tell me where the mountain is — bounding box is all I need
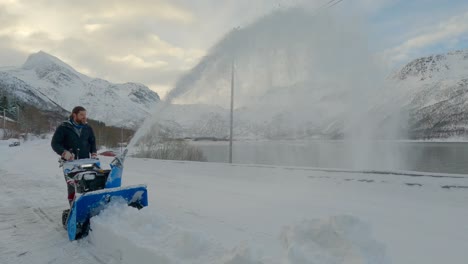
[395,50,468,81]
[0,71,66,112]
[0,51,160,128]
[390,49,468,139]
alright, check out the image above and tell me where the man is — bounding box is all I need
[52,106,97,160]
[51,106,97,204]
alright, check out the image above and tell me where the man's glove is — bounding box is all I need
[91,153,98,159]
[62,150,75,161]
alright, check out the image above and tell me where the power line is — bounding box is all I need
[328,0,344,8]
[319,0,341,9]
[312,0,345,15]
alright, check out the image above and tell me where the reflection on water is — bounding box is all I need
[193,140,468,175]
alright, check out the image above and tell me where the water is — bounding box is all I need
[193,140,468,175]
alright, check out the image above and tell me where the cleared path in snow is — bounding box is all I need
[0,181,103,262]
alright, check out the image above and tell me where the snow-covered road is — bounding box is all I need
[1,139,468,264]
[0,140,104,264]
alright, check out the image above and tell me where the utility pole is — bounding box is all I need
[3,108,5,131]
[16,105,19,127]
[121,126,123,154]
[98,121,102,147]
[229,62,235,163]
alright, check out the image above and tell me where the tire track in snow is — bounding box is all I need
[30,206,108,264]
[0,168,104,264]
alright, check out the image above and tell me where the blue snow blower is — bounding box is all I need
[60,150,148,241]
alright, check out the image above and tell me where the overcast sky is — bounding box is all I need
[0,0,467,98]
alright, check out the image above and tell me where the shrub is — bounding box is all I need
[132,123,206,162]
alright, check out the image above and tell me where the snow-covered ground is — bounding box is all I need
[1,139,467,264]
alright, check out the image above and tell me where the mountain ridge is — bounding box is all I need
[0,51,160,128]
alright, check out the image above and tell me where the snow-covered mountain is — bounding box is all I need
[390,49,468,138]
[0,51,160,128]
[0,71,66,113]
[395,50,468,81]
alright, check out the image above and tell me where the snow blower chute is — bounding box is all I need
[60,149,148,240]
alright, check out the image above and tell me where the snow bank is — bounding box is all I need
[89,201,226,264]
[89,202,388,264]
[280,216,388,264]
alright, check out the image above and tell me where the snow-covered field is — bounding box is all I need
[1,139,467,264]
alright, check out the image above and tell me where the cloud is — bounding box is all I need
[0,0,425,98]
[28,0,195,24]
[0,36,29,66]
[382,11,468,64]
[107,55,169,69]
[52,36,194,91]
[0,0,208,98]
[1,0,328,97]
[84,23,104,33]
[0,5,19,27]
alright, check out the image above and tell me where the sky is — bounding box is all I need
[0,0,467,98]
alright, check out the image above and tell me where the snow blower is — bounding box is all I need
[60,149,148,240]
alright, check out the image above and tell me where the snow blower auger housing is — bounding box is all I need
[61,149,148,241]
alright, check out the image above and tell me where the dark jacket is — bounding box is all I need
[51,119,97,159]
